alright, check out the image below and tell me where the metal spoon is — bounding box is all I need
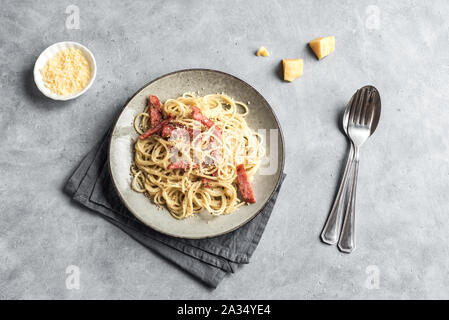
[321,86,380,246]
[338,86,381,253]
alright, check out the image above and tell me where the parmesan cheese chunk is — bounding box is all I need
[40,48,91,96]
[256,46,270,57]
[282,59,303,82]
[309,36,335,60]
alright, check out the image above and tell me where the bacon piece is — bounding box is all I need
[173,126,198,141]
[149,107,162,128]
[148,95,162,128]
[149,95,161,109]
[167,161,200,170]
[161,124,175,138]
[185,127,201,141]
[192,106,215,128]
[169,124,200,142]
[191,106,222,152]
[236,164,256,203]
[192,107,222,138]
[139,115,173,140]
[201,178,211,188]
[211,125,222,139]
[167,161,189,170]
[186,127,194,140]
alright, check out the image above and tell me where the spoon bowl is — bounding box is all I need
[344,85,381,135]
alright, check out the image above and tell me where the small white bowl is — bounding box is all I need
[33,41,97,101]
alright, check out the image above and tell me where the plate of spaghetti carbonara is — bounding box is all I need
[109,69,284,238]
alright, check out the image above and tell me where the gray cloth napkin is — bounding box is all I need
[64,130,286,288]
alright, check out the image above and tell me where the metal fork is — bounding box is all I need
[338,86,381,253]
[320,91,359,245]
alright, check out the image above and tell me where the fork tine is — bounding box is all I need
[364,91,373,126]
[366,90,377,128]
[367,103,375,128]
[353,87,366,125]
[348,89,361,125]
[359,88,371,125]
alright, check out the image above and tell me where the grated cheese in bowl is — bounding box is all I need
[33,41,96,100]
[40,47,91,96]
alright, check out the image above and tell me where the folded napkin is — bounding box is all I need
[64,129,285,288]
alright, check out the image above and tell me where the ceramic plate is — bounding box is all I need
[109,69,284,238]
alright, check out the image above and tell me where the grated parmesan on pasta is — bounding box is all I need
[40,48,91,96]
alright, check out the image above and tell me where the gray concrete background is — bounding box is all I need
[1,0,449,299]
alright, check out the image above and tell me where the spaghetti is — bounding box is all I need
[131,93,262,219]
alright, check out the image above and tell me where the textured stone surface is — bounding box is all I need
[1,0,449,299]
